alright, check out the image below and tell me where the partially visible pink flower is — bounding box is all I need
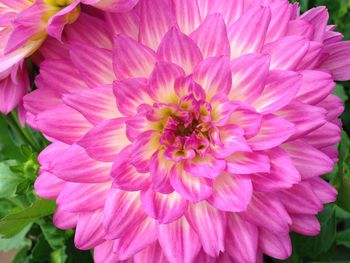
[25,0,349,262]
[0,0,138,114]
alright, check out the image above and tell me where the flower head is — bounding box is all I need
[25,0,349,262]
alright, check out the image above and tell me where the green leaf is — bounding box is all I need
[291,205,337,258]
[0,225,31,252]
[0,199,56,238]
[0,115,23,162]
[50,247,67,263]
[0,161,24,198]
[12,245,30,263]
[337,230,350,249]
[38,220,66,250]
[31,234,52,261]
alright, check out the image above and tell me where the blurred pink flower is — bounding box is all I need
[0,0,138,114]
[25,0,349,262]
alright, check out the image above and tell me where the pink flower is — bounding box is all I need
[25,0,349,262]
[0,0,138,114]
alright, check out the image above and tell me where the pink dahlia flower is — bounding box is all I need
[25,0,349,262]
[0,0,138,114]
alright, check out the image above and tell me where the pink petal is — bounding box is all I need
[69,42,114,87]
[262,36,309,70]
[94,241,119,263]
[63,86,122,125]
[208,173,252,212]
[185,202,226,257]
[202,0,244,26]
[139,0,176,50]
[111,146,151,191]
[113,217,157,260]
[23,88,62,116]
[252,147,301,192]
[148,62,184,103]
[172,0,201,34]
[321,41,350,81]
[304,121,341,149]
[296,70,335,105]
[286,20,314,40]
[290,214,320,236]
[279,182,323,214]
[184,155,226,179]
[104,188,147,239]
[78,118,129,162]
[248,114,295,151]
[35,105,92,145]
[300,6,328,42]
[229,54,270,103]
[38,142,69,170]
[308,177,337,203]
[226,151,270,175]
[282,140,334,179]
[193,56,231,99]
[253,70,302,114]
[157,27,203,74]
[150,150,173,194]
[259,229,292,260]
[317,94,344,122]
[170,163,213,202]
[134,242,169,263]
[190,14,230,58]
[212,125,250,159]
[277,101,327,140]
[75,209,105,250]
[57,182,109,212]
[226,214,258,263]
[83,0,139,13]
[130,130,160,173]
[105,10,139,41]
[50,144,112,183]
[113,34,157,80]
[241,193,292,233]
[296,41,323,70]
[53,207,78,230]
[158,217,201,263]
[34,171,65,199]
[228,6,271,59]
[64,13,112,49]
[113,78,152,117]
[141,189,188,224]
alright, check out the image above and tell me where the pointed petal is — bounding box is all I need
[75,209,105,250]
[172,0,201,34]
[23,88,62,116]
[70,42,114,87]
[229,54,270,103]
[208,173,252,212]
[94,241,119,263]
[139,0,176,50]
[83,0,139,13]
[185,202,226,257]
[253,70,302,114]
[247,114,295,151]
[226,151,270,175]
[228,6,271,59]
[50,144,112,183]
[282,140,334,179]
[170,163,213,202]
[158,217,201,263]
[134,242,169,263]
[262,36,309,70]
[141,189,188,224]
[104,188,147,239]
[157,27,203,74]
[308,177,337,203]
[105,10,139,41]
[53,207,78,230]
[290,214,320,236]
[63,86,121,125]
[184,155,226,179]
[190,14,230,58]
[193,56,231,99]
[113,34,157,80]
[78,118,129,162]
[226,214,258,263]
[300,6,328,42]
[259,229,292,260]
[35,105,92,144]
[34,172,64,199]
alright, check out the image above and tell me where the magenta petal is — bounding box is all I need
[226,152,270,175]
[208,173,252,212]
[94,241,119,263]
[157,27,203,74]
[185,202,226,257]
[158,217,201,263]
[134,242,169,263]
[259,229,292,260]
[78,118,129,162]
[290,214,320,236]
[308,177,337,203]
[113,217,157,260]
[34,171,65,199]
[74,209,105,250]
[50,144,112,183]
[226,214,258,263]
[172,0,201,34]
[184,155,226,179]
[150,150,173,194]
[141,188,188,224]
[53,207,78,230]
[103,188,147,240]
[170,163,213,202]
